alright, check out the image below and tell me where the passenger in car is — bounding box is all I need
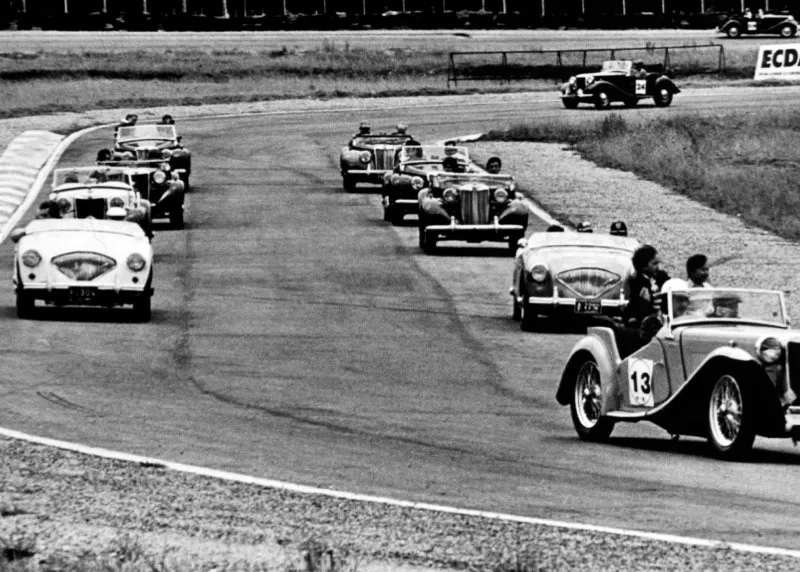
[442,156,464,173]
[486,157,502,174]
[686,253,712,288]
[36,200,60,219]
[623,244,670,329]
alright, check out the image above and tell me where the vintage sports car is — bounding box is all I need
[418,172,526,255]
[717,12,797,38]
[108,123,191,189]
[560,60,680,110]
[98,155,186,229]
[557,287,800,459]
[11,218,154,321]
[381,145,472,225]
[49,167,152,238]
[510,232,640,331]
[339,123,415,192]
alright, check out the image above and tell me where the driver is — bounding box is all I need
[712,294,741,318]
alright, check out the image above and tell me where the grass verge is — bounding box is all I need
[484,110,800,241]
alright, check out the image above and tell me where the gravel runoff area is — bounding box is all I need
[4,96,800,570]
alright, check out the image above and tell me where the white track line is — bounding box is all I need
[2,114,798,560]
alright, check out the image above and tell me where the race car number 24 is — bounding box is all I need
[628,358,654,407]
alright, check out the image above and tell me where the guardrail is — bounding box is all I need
[447,44,726,87]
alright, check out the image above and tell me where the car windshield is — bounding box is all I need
[399,145,469,162]
[52,167,129,187]
[670,288,787,326]
[601,60,633,73]
[432,173,514,188]
[351,135,410,146]
[117,125,177,142]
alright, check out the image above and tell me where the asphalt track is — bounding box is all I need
[3,86,800,550]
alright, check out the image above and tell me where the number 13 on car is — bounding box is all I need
[628,358,654,407]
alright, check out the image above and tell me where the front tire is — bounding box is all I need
[519,292,537,332]
[594,89,611,110]
[562,98,579,109]
[343,176,356,192]
[169,207,185,230]
[707,373,756,460]
[654,88,673,107]
[132,294,152,323]
[570,358,615,442]
[16,291,34,319]
[726,25,741,38]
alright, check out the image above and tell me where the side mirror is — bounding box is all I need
[10,228,25,243]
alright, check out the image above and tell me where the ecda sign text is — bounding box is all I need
[755,44,800,80]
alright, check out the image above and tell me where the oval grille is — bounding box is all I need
[52,252,116,281]
[556,268,621,298]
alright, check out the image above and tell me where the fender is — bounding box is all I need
[556,327,620,412]
[498,199,529,225]
[645,346,784,437]
[655,77,681,94]
[418,190,449,222]
[762,18,796,34]
[717,21,735,32]
[584,80,631,100]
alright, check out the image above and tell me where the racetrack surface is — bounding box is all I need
[2,87,800,551]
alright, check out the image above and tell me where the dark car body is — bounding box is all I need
[560,60,680,110]
[417,172,526,255]
[556,287,800,459]
[510,232,640,331]
[717,13,797,38]
[112,124,192,189]
[339,128,415,191]
[381,145,472,225]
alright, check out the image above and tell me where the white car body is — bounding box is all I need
[13,218,154,321]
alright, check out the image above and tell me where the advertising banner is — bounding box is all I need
[754,44,800,80]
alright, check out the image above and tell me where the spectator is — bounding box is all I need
[686,253,711,288]
[485,157,502,174]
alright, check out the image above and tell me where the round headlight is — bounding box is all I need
[21,249,41,268]
[569,76,576,85]
[161,149,172,159]
[359,151,371,164]
[153,171,167,184]
[109,197,125,208]
[530,264,548,282]
[443,188,458,203]
[57,197,71,212]
[390,175,402,186]
[493,188,509,203]
[127,253,146,272]
[411,176,424,191]
[756,336,783,364]
[586,75,595,85]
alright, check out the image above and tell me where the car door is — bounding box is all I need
[618,337,670,411]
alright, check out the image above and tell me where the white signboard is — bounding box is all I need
[754,44,800,80]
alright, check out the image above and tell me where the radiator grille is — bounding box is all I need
[460,189,490,225]
[556,268,621,299]
[372,147,395,171]
[74,198,106,220]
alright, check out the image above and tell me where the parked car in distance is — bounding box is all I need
[49,167,152,238]
[381,144,473,225]
[418,172,526,255]
[11,218,154,321]
[557,287,800,459]
[560,60,680,110]
[716,12,797,38]
[108,123,191,189]
[339,122,415,192]
[510,231,640,331]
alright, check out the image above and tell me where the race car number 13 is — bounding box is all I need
[628,358,654,407]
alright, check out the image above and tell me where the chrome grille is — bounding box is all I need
[460,189,490,225]
[52,252,116,281]
[556,268,621,298]
[373,147,394,171]
[74,198,106,219]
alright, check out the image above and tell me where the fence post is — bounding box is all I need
[502,51,508,84]
[583,50,587,68]
[719,45,726,75]
[448,52,457,88]
[664,47,670,71]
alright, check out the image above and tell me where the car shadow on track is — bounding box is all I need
[3,305,160,324]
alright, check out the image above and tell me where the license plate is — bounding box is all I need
[69,287,97,302]
[575,300,601,314]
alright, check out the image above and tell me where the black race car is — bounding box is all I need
[717,12,797,38]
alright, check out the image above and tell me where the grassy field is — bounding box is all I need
[484,110,800,240]
[0,37,762,118]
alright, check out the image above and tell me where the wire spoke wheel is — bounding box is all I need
[707,373,755,459]
[570,358,613,441]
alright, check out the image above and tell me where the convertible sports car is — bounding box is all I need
[557,287,800,459]
[418,172,526,255]
[49,167,152,238]
[510,232,640,331]
[108,123,191,189]
[381,144,472,225]
[98,155,186,229]
[560,60,680,109]
[717,12,797,38]
[11,218,154,321]
[339,123,415,191]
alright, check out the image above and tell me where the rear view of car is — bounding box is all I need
[12,219,154,321]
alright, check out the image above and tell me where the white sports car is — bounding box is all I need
[12,218,154,321]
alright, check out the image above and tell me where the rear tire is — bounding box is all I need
[726,25,741,38]
[16,291,34,319]
[780,25,795,38]
[570,358,615,442]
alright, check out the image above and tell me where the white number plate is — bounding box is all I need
[628,358,654,407]
[635,79,647,95]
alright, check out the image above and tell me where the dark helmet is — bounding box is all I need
[160,114,175,125]
[358,121,371,135]
[576,221,594,233]
[610,220,628,236]
[97,148,113,162]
